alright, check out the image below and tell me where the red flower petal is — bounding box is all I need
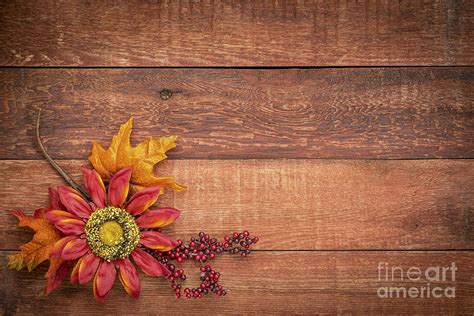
[44,209,78,223]
[126,186,161,216]
[135,208,180,229]
[131,248,163,277]
[117,258,140,298]
[48,187,65,210]
[50,236,76,258]
[82,167,106,208]
[54,218,85,235]
[93,260,116,303]
[61,237,88,260]
[57,186,92,218]
[108,167,132,207]
[70,257,83,284]
[78,253,101,284]
[140,231,178,251]
[45,258,70,295]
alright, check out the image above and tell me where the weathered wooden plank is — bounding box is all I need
[1,251,473,314]
[1,160,472,250]
[1,68,473,160]
[0,0,473,66]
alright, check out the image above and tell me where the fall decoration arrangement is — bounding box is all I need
[8,111,258,302]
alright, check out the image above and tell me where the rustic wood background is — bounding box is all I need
[0,0,473,315]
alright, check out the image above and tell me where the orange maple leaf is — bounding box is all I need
[88,117,185,192]
[8,209,67,295]
[8,209,62,272]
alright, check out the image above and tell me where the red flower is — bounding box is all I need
[46,167,180,302]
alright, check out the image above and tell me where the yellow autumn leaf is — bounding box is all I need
[8,209,62,272]
[88,117,185,192]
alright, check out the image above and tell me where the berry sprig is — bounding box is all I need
[146,231,259,299]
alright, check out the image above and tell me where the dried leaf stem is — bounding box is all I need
[36,109,91,201]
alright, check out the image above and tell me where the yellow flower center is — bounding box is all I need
[85,206,140,261]
[99,221,124,246]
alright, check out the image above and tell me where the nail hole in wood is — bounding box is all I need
[160,89,172,100]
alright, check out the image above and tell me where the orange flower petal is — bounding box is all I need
[126,186,161,216]
[135,208,180,229]
[82,167,106,208]
[108,167,132,207]
[131,248,163,277]
[78,253,101,284]
[62,238,88,260]
[117,258,140,298]
[93,260,116,303]
[54,218,85,235]
[57,186,92,218]
[140,231,178,251]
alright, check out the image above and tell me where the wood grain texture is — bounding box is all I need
[0,0,473,66]
[1,160,472,250]
[1,68,473,160]
[1,251,473,314]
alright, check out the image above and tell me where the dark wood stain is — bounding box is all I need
[1,1,473,314]
[0,0,473,66]
[0,68,472,160]
[1,251,473,314]
[1,159,472,250]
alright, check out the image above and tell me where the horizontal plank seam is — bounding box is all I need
[1,158,474,162]
[1,65,474,70]
[2,249,474,252]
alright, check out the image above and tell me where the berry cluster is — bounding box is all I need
[147,231,258,299]
[170,264,226,298]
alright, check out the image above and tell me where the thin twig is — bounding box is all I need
[36,109,91,201]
